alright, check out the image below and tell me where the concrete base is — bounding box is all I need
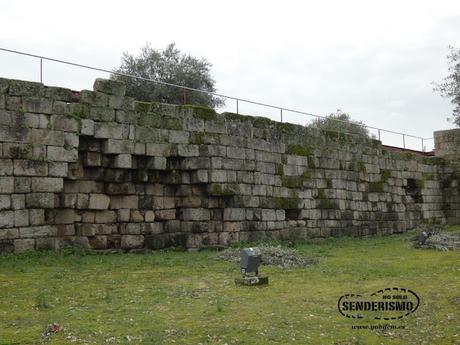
[234,276,269,286]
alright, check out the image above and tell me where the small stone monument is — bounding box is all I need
[234,247,269,286]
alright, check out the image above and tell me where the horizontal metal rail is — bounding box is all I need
[0,47,434,151]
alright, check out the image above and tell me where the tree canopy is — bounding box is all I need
[309,110,372,138]
[111,43,224,108]
[434,46,460,126]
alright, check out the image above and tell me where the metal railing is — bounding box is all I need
[0,47,434,151]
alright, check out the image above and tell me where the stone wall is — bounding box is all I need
[0,77,459,253]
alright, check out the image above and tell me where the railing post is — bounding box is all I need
[182,88,186,105]
[236,99,239,114]
[378,129,381,141]
[403,135,406,150]
[39,58,43,83]
[280,108,283,122]
[421,138,424,152]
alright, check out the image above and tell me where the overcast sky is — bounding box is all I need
[1,0,460,150]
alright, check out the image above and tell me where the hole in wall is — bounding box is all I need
[405,178,423,203]
[285,209,301,220]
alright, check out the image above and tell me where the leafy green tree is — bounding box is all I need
[112,43,224,108]
[434,46,460,126]
[309,109,372,138]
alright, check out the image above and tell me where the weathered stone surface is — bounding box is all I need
[31,177,63,192]
[88,194,110,210]
[121,235,144,249]
[26,193,55,208]
[14,239,35,253]
[93,78,126,96]
[0,76,459,254]
[0,177,14,193]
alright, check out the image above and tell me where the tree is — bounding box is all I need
[434,46,460,126]
[309,109,372,138]
[111,43,224,108]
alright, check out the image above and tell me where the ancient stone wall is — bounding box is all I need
[0,77,459,253]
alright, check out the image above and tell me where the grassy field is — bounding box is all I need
[0,227,459,345]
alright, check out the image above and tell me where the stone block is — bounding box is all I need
[121,235,144,249]
[30,129,64,146]
[0,159,13,175]
[94,122,123,139]
[130,210,144,222]
[80,90,108,107]
[169,130,189,144]
[181,208,210,221]
[14,239,35,253]
[155,209,177,220]
[13,160,48,176]
[51,115,79,132]
[145,210,155,222]
[0,177,14,193]
[113,154,132,168]
[8,79,43,96]
[48,162,68,177]
[93,78,126,96]
[29,209,45,225]
[26,193,56,208]
[146,143,171,156]
[44,86,72,101]
[88,236,108,249]
[223,208,245,221]
[31,177,63,192]
[176,145,199,157]
[0,195,10,210]
[146,157,167,170]
[117,209,130,222]
[11,194,25,209]
[19,225,56,238]
[191,170,208,183]
[64,132,79,148]
[47,146,78,162]
[102,139,134,154]
[0,228,19,240]
[0,210,14,228]
[14,209,29,227]
[35,237,55,251]
[89,107,115,121]
[83,152,102,167]
[22,97,52,114]
[88,194,110,210]
[81,119,95,136]
[109,195,138,209]
[210,170,227,183]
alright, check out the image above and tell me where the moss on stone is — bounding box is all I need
[380,169,391,183]
[209,184,237,196]
[222,112,253,122]
[314,189,338,209]
[135,101,152,113]
[139,113,162,128]
[302,170,312,179]
[277,122,299,135]
[70,103,89,118]
[281,176,304,188]
[273,197,301,209]
[162,116,182,130]
[253,116,273,129]
[307,155,316,169]
[369,182,384,193]
[182,105,217,121]
[286,144,312,157]
[415,179,425,189]
[275,163,284,176]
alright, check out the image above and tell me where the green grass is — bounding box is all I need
[0,227,459,344]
